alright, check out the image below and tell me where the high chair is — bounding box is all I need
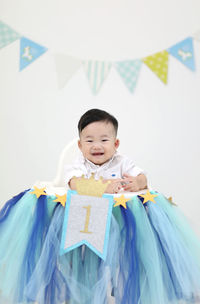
[34,137,79,195]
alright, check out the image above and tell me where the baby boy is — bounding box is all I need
[65,109,147,194]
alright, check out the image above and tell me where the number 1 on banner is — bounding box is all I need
[80,205,92,234]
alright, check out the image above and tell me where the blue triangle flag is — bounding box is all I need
[20,37,47,71]
[168,37,195,71]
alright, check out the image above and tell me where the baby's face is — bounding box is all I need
[78,121,119,165]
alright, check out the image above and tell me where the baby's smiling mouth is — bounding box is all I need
[92,152,104,156]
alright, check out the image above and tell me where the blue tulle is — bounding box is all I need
[0,189,29,223]
[114,205,140,304]
[147,194,200,302]
[0,191,37,302]
[128,196,170,304]
[0,190,200,304]
[25,203,121,304]
[19,195,58,302]
[25,205,72,303]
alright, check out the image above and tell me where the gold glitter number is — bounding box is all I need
[80,205,92,234]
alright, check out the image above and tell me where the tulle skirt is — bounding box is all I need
[0,189,200,304]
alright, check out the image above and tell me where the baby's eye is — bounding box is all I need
[102,139,108,142]
[86,140,93,143]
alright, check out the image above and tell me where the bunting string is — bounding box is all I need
[0,20,199,94]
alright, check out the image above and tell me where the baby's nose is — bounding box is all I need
[92,142,102,149]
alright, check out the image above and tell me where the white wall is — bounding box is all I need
[0,0,200,232]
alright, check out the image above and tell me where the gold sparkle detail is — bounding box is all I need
[75,174,111,197]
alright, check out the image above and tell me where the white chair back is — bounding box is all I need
[53,138,79,187]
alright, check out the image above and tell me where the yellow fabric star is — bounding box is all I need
[139,190,158,204]
[30,186,47,198]
[53,194,67,207]
[168,196,177,206]
[113,195,130,209]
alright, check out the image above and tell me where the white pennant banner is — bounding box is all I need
[192,30,200,42]
[54,54,82,89]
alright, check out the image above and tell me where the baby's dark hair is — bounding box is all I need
[78,109,118,135]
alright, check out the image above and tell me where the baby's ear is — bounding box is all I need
[78,139,81,150]
[115,139,120,149]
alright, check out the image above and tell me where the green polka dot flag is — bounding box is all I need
[143,50,169,84]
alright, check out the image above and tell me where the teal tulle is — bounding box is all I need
[147,196,200,301]
[0,191,37,303]
[0,191,57,303]
[25,204,121,304]
[0,190,200,303]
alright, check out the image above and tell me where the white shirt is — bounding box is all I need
[64,152,144,186]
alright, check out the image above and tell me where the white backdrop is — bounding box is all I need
[0,0,200,233]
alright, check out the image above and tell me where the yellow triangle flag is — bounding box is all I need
[143,50,169,84]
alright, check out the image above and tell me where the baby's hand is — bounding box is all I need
[121,173,140,192]
[104,179,123,194]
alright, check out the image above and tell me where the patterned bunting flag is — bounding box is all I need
[54,54,82,89]
[20,37,47,71]
[168,37,195,71]
[0,21,20,49]
[115,59,142,93]
[143,50,169,84]
[192,30,200,42]
[83,61,112,94]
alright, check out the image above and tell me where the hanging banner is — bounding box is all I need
[115,59,142,93]
[60,190,113,260]
[192,30,200,42]
[0,21,20,49]
[168,37,195,71]
[83,60,112,94]
[19,36,47,71]
[54,54,82,89]
[143,50,169,84]
[0,20,198,95]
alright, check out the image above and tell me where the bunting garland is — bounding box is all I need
[83,61,112,94]
[192,30,200,42]
[0,21,20,49]
[54,54,82,89]
[115,59,142,93]
[20,37,47,71]
[0,20,199,95]
[168,37,195,71]
[143,51,169,84]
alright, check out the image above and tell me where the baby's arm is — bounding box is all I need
[121,173,147,192]
[69,177,81,190]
